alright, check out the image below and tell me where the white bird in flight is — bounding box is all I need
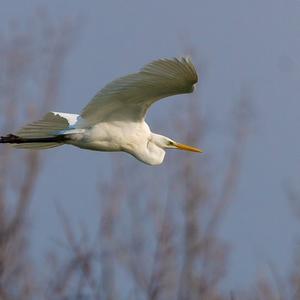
[0,57,203,165]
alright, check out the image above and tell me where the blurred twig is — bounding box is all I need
[0,11,78,300]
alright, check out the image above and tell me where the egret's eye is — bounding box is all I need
[168,141,174,146]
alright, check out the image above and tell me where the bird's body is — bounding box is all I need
[53,114,166,165]
[1,57,203,165]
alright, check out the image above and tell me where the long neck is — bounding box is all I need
[144,139,165,165]
[128,133,166,166]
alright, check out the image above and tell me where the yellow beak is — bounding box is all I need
[174,142,203,153]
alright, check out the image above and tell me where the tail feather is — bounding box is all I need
[14,142,61,149]
[1,112,71,149]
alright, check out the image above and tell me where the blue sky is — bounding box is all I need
[1,0,300,292]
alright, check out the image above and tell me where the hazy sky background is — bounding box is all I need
[1,0,300,292]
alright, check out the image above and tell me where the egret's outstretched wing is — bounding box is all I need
[81,57,198,124]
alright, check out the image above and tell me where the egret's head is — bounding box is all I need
[153,134,203,153]
[132,134,203,166]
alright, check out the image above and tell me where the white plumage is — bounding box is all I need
[1,57,203,165]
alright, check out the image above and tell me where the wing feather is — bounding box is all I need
[81,57,198,124]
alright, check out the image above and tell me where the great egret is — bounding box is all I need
[0,57,203,165]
